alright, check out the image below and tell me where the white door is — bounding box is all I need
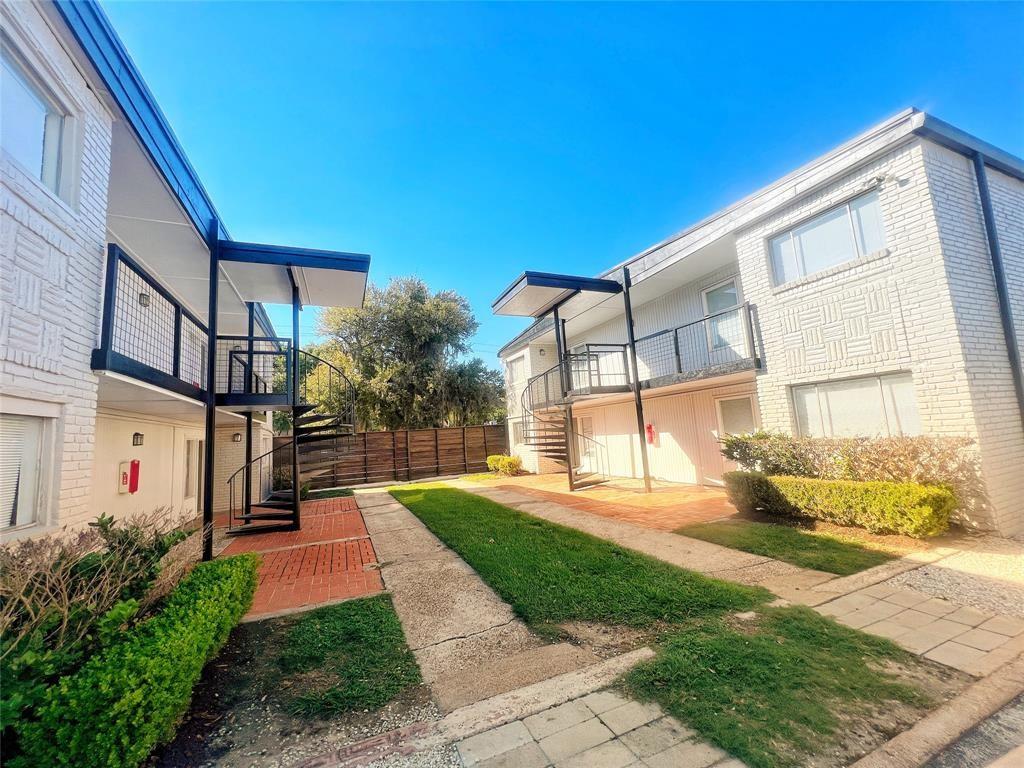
[574,416,596,473]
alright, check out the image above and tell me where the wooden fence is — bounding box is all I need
[276,424,509,489]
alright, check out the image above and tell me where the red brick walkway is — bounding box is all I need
[217,496,382,619]
[471,474,737,531]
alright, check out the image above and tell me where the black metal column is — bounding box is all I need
[243,303,254,520]
[291,282,301,529]
[201,219,220,561]
[552,306,576,491]
[623,267,652,493]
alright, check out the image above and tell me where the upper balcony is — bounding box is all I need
[524,302,758,411]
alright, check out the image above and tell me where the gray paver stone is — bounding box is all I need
[599,701,664,736]
[955,628,1010,652]
[619,717,695,758]
[475,742,550,768]
[582,690,632,714]
[979,615,1024,637]
[643,739,729,768]
[524,701,594,741]
[457,721,534,766]
[924,641,989,671]
[539,718,615,763]
[556,740,636,768]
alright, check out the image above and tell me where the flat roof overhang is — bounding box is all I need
[492,271,622,320]
[219,241,370,308]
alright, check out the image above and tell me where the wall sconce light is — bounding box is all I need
[538,348,546,356]
[132,432,144,446]
[138,292,150,307]
[232,433,243,443]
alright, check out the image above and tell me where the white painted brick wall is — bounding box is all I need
[1,2,113,531]
[920,145,1024,536]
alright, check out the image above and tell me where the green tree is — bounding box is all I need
[314,277,506,430]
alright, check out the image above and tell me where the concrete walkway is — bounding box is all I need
[451,479,1024,678]
[355,488,599,713]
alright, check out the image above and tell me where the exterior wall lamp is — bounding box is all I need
[138,292,150,307]
[232,433,243,443]
[132,432,144,446]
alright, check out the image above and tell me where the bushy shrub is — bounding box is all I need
[12,554,259,768]
[724,471,954,538]
[720,433,985,523]
[486,454,523,476]
[1,512,194,761]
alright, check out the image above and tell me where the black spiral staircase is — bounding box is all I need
[224,350,357,535]
[519,355,611,491]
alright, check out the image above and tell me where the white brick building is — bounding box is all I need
[1,0,369,552]
[495,109,1024,536]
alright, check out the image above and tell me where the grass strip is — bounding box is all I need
[677,520,895,575]
[306,487,354,499]
[278,594,420,717]
[391,483,933,768]
[390,483,768,629]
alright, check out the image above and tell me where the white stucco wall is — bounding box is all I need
[1,1,113,532]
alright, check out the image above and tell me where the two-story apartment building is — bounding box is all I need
[494,109,1024,537]
[2,0,368,555]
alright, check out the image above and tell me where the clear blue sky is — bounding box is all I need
[101,1,1024,366]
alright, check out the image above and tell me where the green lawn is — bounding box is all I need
[277,594,420,717]
[390,483,768,629]
[391,483,931,768]
[677,520,896,576]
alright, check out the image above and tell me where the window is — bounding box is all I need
[1,414,44,530]
[183,439,200,500]
[506,357,525,385]
[511,421,524,446]
[702,278,744,351]
[717,396,757,436]
[792,373,920,438]
[769,190,886,284]
[1,41,67,197]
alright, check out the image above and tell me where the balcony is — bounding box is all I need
[91,244,302,410]
[524,303,758,411]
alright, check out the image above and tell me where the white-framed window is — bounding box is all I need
[506,356,525,385]
[702,277,744,351]
[511,421,524,446]
[769,190,886,285]
[716,395,758,437]
[792,372,920,438]
[1,37,72,201]
[1,413,46,530]
[183,439,200,500]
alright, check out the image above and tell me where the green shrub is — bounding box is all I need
[486,454,523,476]
[723,471,954,538]
[12,553,259,768]
[720,433,985,524]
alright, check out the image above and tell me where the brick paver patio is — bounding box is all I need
[216,496,382,619]
[472,473,736,530]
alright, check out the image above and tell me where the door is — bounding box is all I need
[573,416,596,473]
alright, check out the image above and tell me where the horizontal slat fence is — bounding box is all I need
[275,424,508,489]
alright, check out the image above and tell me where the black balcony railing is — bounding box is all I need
[520,303,758,408]
[93,244,211,398]
[634,303,757,383]
[217,336,292,397]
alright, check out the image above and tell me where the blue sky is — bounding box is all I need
[102,1,1024,366]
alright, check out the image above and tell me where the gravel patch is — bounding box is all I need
[886,536,1024,618]
[366,743,461,768]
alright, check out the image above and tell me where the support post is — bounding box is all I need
[623,267,652,493]
[291,282,301,529]
[201,220,220,561]
[243,303,254,520]
[552,307,576,490]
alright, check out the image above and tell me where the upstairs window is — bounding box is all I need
[1,40,67,198]
[769,190,886,285]
[506,356,525,385]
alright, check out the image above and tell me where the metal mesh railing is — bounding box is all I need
[566,345,629,390]
[635,304,755,382]
[216,336,291,395]
[179,315,207,389]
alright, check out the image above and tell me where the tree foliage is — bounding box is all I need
[313,277,506,430]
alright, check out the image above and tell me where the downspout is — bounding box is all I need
[972,153,1024,426]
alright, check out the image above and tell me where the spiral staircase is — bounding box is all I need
[519,354,611,491]
[224,350,358,535]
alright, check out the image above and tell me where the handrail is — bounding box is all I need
[635,302,753,344]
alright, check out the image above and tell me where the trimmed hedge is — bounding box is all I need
[723,471,954,538]
[486,454,523,476]
[14,553,259,768]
